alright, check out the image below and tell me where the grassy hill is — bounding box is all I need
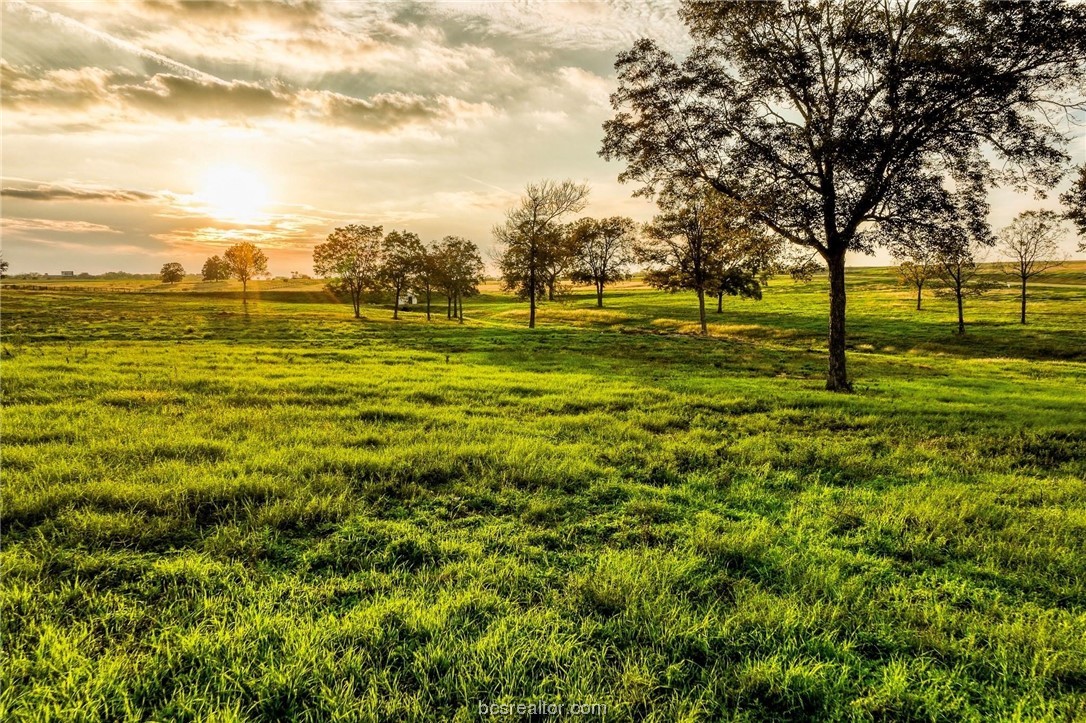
[2,263,1084,720]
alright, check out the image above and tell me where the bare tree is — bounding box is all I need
[999,211,1067,324]
[602,0,1086,390]
[223,242,268,300]
[570,216,636,307]
[381,230,425,320]
[313,224,383,318]
[495,180,590,328]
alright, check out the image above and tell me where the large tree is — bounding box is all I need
[313,224,384,318]
[570,216,636,307]
[495,180,590,328]
[223,242,268,300]
[380,230,425,320]
[998,210,1067,324]
[602,0,1086,391]
[1060,164,1086,248]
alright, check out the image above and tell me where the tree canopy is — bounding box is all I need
[602,0,1086,389]
[313,224,384,318]
[223,242,268,299]
[495,179,590,328]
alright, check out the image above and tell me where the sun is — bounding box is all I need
[195,165,270,223]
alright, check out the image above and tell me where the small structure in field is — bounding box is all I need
[61,270,75,277]
[397,290,418,308]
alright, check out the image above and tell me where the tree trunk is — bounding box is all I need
[425,288,431,321]
[596,280,603,308]
[826,252,850,392]
[548,280,555,302]
[916,282,922,311]
[956,288,965,335]
[242,278,247,301]
[1020,277,1027,324]
[393,284,400,319]
[697,288,707,336]
[447,295,452,319]
[353,290,361,318]
[529,249,537,329]
[458,293,464,324]
[717,291,723,313]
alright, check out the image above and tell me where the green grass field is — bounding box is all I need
[2,264,1085,721]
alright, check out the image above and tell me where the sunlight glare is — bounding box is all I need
[195,165,270,223]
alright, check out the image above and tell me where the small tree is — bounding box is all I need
[889,238,937,311]
[541,226,583,302]
[0,253,9,279]
[224,242,268,300]
[570,216,635,307]
[1060,165,1086,246]
[201,255,230,281]
[313,224,384,318]
[414,243,438,321]
[934,237,992,335]
[441,236,484,324]
[999,211,1067,324]
[381,230,425,320]
[160,262,185,283]
[495,179,590,328]
[638,187,766,335]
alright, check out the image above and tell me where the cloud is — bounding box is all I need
[1,181,157,202]
[0,216,122,233]
[2,61,493,133]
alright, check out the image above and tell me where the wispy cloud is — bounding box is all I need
[0,216,122,233]
[1,181,157,202]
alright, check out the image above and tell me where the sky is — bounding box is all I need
[1,0,1083,276]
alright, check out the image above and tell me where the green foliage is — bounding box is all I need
[2,266,1085,720]
[159,262,185,283]
[201,255,231,282]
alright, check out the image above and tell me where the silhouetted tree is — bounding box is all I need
[160,262,185,283]
[495,180,590,328]
[602,0,1086,390]
[999,211,1067,324]
[1060,165,1086,248]
[890,235,937,311]
[224,242,268,300]
[570,216,636,307]
[201,255,230,281]
[313,224,383,318]
[381,230,425,320]
[414,243,438,321]
[934,237,993,335]
[0,253,8,279]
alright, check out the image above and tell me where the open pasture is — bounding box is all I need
[2,265,1085,721]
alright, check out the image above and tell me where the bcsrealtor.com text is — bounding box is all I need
[478,701,607,717]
